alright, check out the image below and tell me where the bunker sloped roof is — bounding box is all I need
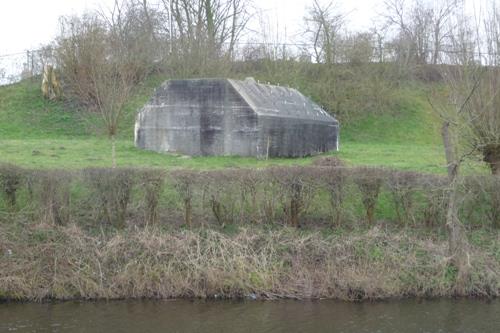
[228,78,336,122]
[145,78,337,123]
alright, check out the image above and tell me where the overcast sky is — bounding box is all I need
[0,0,391,55]
[0,0,488,55]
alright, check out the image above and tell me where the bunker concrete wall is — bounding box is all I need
[135,78,339,157]
[135,80,259,156]
[255,116,339,158]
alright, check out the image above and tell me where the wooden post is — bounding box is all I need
[266,136,270,160]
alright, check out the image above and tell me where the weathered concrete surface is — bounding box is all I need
[135,78,339,157]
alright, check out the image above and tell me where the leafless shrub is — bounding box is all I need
[170,170,200,227]
[339,32,375,65]
[258,169,284,224]
[32,170,72,226]
[83,168,137,228]
[55,3,154,104]
[55,9,144,167]
[462,175,500,229]
[272,167,319,227]
[237,170,262,224]
[320,166,348,226]
[3,164,500,232]
[420,174,447,227]
[202,170,241,227]
[55,15,107,108]
[140,169,165,227]
[387,170,421,226]
[0,164,24,210]
[353,167,387,225]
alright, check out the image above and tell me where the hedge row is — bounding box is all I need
[0,164,499,229]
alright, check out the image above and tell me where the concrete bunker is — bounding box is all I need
[134,78,339,157]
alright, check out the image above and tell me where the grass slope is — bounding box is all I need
[0,76,455,172]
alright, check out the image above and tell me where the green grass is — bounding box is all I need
[0,138,315,169]
[0,75,485,173]
[0,139,448,171]
[0,80,88,139]
[336,142,446,173]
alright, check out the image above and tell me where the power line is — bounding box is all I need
[2,43,500,65]
[0,51,28,59]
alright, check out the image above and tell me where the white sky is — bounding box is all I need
[0,0,389,55]
[0,0,487,55]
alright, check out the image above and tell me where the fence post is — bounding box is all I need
[26,50,34,80]
[26,50,30,77]
[31,50,35,81]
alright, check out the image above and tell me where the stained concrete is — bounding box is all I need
[134,78,339,157]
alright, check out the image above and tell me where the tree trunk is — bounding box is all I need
[441,122,470,294]
[111,135,117,169]
[492,179,500,229]
[483,144,500,175]
[366,204,375,225]
[441,122,458,179]
[335,206,341,227]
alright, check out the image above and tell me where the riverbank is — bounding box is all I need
[1,222,498,301]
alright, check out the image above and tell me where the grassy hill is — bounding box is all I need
[0,74,453,172]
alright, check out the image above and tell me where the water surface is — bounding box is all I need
[0,299,498,332]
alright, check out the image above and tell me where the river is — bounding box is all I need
[0,298,498,332]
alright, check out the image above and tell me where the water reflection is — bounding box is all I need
[0,298,498,332]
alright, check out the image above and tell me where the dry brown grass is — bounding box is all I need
[1,223,498,301]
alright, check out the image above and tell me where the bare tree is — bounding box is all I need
[371,25,389,63]
[102,0,165,77]
[164,0,250,66]
[440,118,471,293]
[456,67,500,175]
[383,0,460,66]
[425,4,500,287]
[303,0,345,64]
[56,10,137,168]
[89,56,135,168]
[98,3,142,168]
[428,74,474,294]
[423,4,500,284]
[56,0,159,102]
[430,0,460,64]
[440,4,500,175]
[383,0,432,65]
[340,32,375,65]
